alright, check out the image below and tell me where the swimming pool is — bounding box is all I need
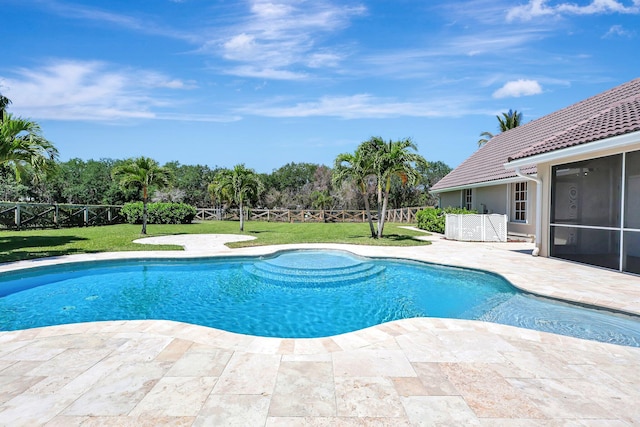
[1,250,639,346]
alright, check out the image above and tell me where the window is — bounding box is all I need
[464,189,473,210]
[512,182,527,222]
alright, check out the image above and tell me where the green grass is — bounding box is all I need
[0,221,430,263]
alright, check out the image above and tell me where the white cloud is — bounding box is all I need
[42,1,197,42]
[0,59,234,122]
[215,0,366,79]
[507,0,554,21]
[306,52,343,68]
[251,1,293,18]
[603,24,636,38]
[223,66,308,80]
[507,0,640,21]
[447,30,549,56]
[492,79,543,98]
[238,94,477,119]
[223,33,258,61]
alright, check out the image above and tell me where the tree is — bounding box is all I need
[163,162,219,206]
[209,164,263,231]
[263,162,321,209]
[388,174,422,208]
[478,109,523,146]
[0,166,28,201]
[111,157,173,234]
[0,93,11,121]
[0,113,58,182]
[310,190,334,211]
[390,160,452,207]
[477,131,494,147]
[51,158,120,204]
[421,160,452,189]
[497,109,523,132]
[333,148,377,238]
[362,137,427,238]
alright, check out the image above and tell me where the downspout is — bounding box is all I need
[513,167,542,256]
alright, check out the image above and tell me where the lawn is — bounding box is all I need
[0,221,430,263]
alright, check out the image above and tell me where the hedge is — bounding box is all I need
[416,207,477,234]
[121,202,197,225]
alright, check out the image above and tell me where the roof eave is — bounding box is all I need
[429,175,536,194]
[504,130,640,170]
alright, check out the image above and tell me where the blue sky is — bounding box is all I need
[2,0,639,173]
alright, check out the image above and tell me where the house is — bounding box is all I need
[430,78,640,274]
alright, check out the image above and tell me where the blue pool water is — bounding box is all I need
[1,250,639,346]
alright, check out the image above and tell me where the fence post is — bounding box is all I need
[84,207,89,226]
[15,204,21,227]
[445,214,450,239]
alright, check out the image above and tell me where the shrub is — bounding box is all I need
[416,208,442,233]
[416,206,477,233]
[121,202,197,225]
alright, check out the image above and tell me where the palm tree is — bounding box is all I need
[0,113,58,182]
[333,148,377,237]
[477,131,494,147]
[478,109,523,147]
[497,109,523,132]
[0,93,11,122]
[310,190,334,222]
[362,137,427,238]
[112,157,173,234]
[210,164,263,231]
[311,191,333,210]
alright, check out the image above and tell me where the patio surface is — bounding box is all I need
[1,232,639,425]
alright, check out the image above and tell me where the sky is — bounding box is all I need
[2,0,639,173]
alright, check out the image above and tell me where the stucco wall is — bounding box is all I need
[435,181,537,238]
[475,185,506,215]
[438,191,461,209]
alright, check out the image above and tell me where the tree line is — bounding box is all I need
[1,156,451,209]
[1,94,452,218]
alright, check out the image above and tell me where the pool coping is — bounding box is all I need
[1,234,640,425]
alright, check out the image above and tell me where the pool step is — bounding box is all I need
[244,261,385,288]
[251,259,378,276]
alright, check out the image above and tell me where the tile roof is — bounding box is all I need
[431,77,640,192]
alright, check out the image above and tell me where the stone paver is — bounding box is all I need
[0,233,639,425]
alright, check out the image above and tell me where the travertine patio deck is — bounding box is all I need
[1,233,639,425]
